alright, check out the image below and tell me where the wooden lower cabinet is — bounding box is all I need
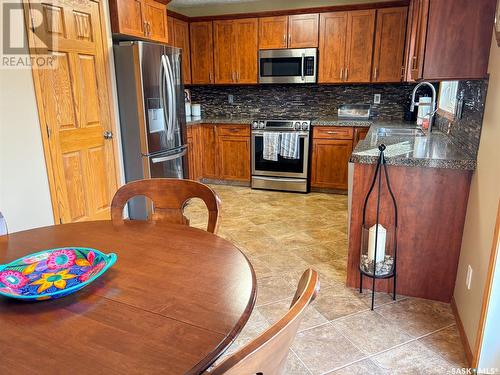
[353,127,369,148]
[187,124,250,183]
[218,136,250,181]
[311,130,354,190]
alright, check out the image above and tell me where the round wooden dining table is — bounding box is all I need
[0,221,256,375]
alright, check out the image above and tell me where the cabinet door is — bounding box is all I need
[187,129,195,180]
[167,16,174,45]
[110,0,145,38]
[288,14,319,48]
[201,125,218,178]
[318,12,347,83]
[218,136,250,181]
[311,139,353,190]
[345,10,375,83]
[372,7,407,83]
[258,16,288,49]
[190,21,214,84]
[214,20,235,84]
[144,0,168,43]
[353,127,369,148]
[173,18,192,84]
[407,0,429,81]
[234,18,258,84]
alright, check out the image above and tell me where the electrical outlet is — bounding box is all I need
[374,94,381,104]
[466,265,473,290]
[228,94,234,104]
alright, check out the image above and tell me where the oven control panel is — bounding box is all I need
[252,120,311,131]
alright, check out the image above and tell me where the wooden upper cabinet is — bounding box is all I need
[172,18,192,84]
[406,0,428,81]
[167,16,174,45]
[344,10,375,83]
[422,0,496,80]
[258,14,318,49]
[259,16,288,49]
[109,0,168,43]
[372,7,407,83]
[213,18,258,84]
[288,14,319,48]
[190,21,214,84]
[319,12,347,83]
[143,0,168,43]
[233,18,258,83]
[214,20,235,84]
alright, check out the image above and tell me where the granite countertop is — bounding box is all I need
[186,116,372,127]
[186,116,253,125]
[351,122,476,171]
[312,117,373,127]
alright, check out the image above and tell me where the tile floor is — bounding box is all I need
[184,185,468,375]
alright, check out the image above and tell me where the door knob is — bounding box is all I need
[103,131,113,140]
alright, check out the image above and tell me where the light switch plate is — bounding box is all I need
[374,94,381,104]
[466,265,473,290]
[228,94,234,104]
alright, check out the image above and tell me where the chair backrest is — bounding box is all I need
[210,268,320,375]
[0,212,7,236]
[111,179,221,233]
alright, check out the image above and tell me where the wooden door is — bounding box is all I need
[258,16,288,49]
[233,18,258,84]
[109,0,145,38]
[318,12,347,83]
[218,137,250,181]
[288,14,319,48]
[201,125,218,178]
[214,20,235,84]
[345,10,375,83]
[172,18,192,84]
[372,7,407,82]
[26,0,119,223]
[190,21,214,84]
[143,0,167,43]
[311,139,353,190]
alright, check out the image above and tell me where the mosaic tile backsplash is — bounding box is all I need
[188,83,421,121]
[435,79,488,158]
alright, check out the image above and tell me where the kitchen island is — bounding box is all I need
[347,123,475,302]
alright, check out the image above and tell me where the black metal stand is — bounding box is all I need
[359,144,398,310]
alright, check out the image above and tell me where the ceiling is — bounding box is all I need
[168,0,386,17]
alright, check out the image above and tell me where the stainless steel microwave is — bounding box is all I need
[258,48,317,84]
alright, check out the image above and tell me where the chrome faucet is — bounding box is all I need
[410,81,437,134]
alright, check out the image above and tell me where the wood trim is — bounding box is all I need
[472,199,500,368]
[168,9,190,22]
[169,1,409,22]
[451,296,473,367]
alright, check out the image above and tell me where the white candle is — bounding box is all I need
[368,224,386,262]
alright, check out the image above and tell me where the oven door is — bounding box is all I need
[252,131,309,178]
[259,48,317,84]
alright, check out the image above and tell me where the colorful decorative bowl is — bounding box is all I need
[0,247,117,301]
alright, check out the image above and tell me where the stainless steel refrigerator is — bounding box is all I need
[114,41,187,219]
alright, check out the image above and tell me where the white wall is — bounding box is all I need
[453,34,500,351]
[0,1,54,232]
[478,240,500,369]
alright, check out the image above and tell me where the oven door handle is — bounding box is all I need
[253,176,306,183]
[252,131,309,137]
[301,53,305,81]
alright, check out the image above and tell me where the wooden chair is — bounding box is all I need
[0,212,7,235]
[210,268,320,375]
[111,179,221,233]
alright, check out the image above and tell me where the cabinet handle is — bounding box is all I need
[412,56,417,70]
[326,131,338,134]
[283,34,286,46]
[144,20,148,36]
[229,128,239,132]
[232,71,235,82]
[373,67,378,81]
[209,71,212,83]
[340,68,343,80]
[147,22,151,37]
[237,71,239,82]
[345,67,348,81]
[401,66,405,80]
[288,34,291,46]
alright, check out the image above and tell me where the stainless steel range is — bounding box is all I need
[251,119,311,193]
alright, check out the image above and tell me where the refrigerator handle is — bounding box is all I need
[150,148,187,164]
[161,55,174,141]
[164,55,176,140]
[159,56,171,138]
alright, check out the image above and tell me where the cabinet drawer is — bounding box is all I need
[217,125,250,137]
[313,126,354,140]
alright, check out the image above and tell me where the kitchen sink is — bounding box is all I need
[377,127,426,137]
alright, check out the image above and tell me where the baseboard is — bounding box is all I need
[451,296,473,367]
